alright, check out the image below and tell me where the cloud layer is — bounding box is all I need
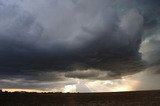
[0,0,160,91]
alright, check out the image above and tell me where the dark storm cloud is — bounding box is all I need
[0,0,149,82]
[138,0,160,74]
[65,69,123,80]
[0,77,75,91]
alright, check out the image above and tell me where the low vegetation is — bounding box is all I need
[0,90,160,106]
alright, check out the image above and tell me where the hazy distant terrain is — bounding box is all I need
[0,90,160,106]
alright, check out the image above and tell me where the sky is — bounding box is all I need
[0,0,160,92]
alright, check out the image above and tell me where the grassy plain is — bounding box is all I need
[0,90,160,106]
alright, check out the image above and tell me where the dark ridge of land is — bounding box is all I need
[0,90,160,106]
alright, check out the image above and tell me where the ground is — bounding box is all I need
[0,90,160,106]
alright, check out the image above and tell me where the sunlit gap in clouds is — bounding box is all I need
[85,76,139,92]
[52,72,138,93]
[3,70,160,93]
[67,76,139,92]
[60,70,160,93]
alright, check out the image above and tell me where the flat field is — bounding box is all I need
[0,90,160,106]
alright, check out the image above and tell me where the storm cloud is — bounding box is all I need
[0,0,160,91]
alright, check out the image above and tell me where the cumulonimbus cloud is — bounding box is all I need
[0,0,148,82]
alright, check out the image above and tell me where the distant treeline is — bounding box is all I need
[0,89,70,94]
